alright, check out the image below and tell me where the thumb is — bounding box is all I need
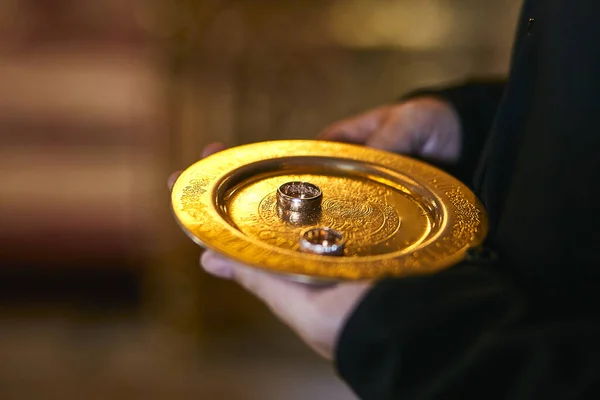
[200,250,312,318]
[318,107,387,144]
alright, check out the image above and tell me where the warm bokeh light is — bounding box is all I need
[328,0,456,49]
[0,0,520,398]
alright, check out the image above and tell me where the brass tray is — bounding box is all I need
[171,140,487,283]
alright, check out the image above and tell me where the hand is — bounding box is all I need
[200,251,371,360]
[319,97,462,163]
[168,143,372,360]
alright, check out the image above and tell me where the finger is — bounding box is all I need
[200,250,372,360]
[200,250,235,279]
[365,115,414,154]
[167,170,182,191]
[202,142,227,158]
[200,250,311,314]
[317,107,387,143]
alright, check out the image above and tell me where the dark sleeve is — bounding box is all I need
[402,80,506,186]
[335,262,600,399]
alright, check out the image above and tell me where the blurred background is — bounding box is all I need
[0,0,521,398]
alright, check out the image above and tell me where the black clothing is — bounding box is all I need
[336,1,600,398]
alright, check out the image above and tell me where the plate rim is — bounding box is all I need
[171,139,488,280]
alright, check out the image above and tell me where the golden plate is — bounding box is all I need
[171,140,488,283]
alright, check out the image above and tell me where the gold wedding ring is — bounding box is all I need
[276,181,323,226]
[276,181,323,213]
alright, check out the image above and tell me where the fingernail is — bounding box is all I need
[201,251,234,279]
[203,262,233,279]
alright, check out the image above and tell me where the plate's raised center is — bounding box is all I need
[225,174,431,257]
